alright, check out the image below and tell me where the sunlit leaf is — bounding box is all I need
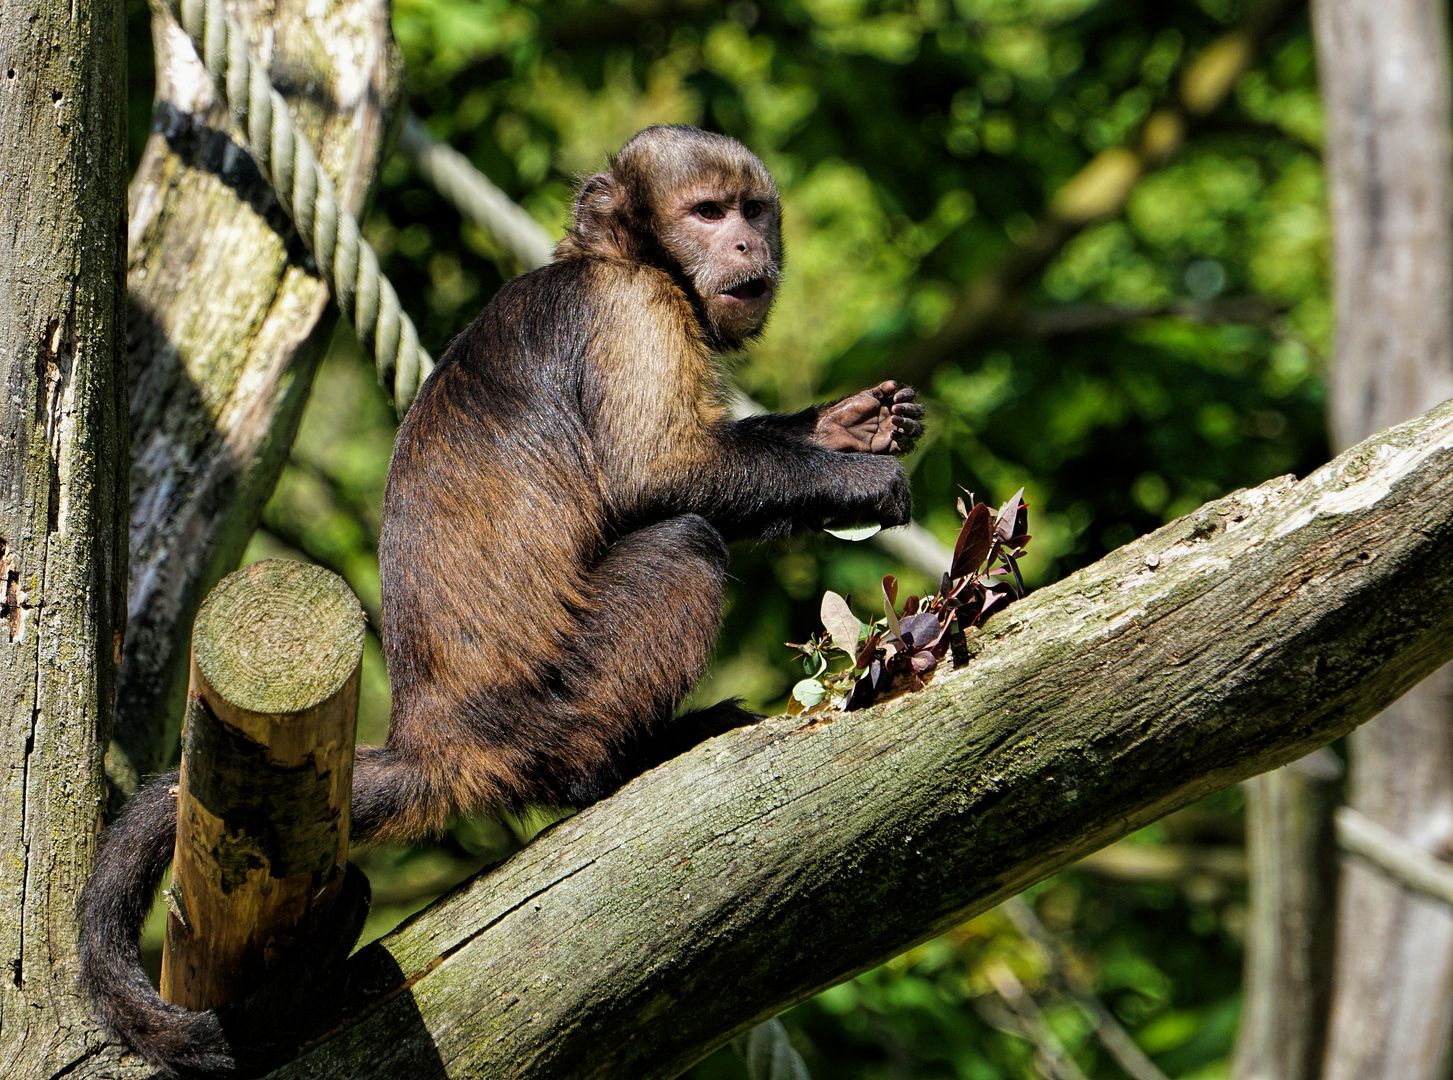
[825,522,882,541]
[994,488,1027,544]
[820,591,862,655]
[792,678,827,708]
[910,652,937,674]
[882,575,904,643]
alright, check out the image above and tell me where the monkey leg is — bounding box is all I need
[356,514,755,840]
[558,513,749,805]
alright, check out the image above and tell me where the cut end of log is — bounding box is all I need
[193,559,366,716]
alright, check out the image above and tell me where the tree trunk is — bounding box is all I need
[0,0,131,1074]
[115,0,402,779]
[1313,2,1453,1077]
[48,394,1448,1080]
[1233,752,1341,1080]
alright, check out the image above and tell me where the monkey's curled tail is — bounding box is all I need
[79,771,239,1073]
[79,772,370,1076]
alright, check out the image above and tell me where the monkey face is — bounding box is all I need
[559,126,785,349]
[666,188,782,348]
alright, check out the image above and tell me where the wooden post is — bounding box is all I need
[160,559,366,1010]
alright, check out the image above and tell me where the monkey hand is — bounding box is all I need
[813,381,924,455]
[825,456,912,531]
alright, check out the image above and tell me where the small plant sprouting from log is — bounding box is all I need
[788,490,1032,714]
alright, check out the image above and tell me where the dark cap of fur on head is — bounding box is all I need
[558,125,778,261]
[612,125,778,206]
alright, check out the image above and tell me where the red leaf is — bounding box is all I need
[882,576,905,645]
[994,488,1029,545]
[952,502,993,578]
[910,651,937,674]
[855,631,882,671]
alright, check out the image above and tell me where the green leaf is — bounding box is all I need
[825,522,882,541]
[792,678,827,708]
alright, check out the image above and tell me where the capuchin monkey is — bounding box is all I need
[80,124,925,1075]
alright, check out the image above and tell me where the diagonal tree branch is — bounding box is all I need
[162,390,1453,1080]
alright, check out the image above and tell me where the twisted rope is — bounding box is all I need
[167,0,433,413]
[732,1018,811,1080]
[401,115,555,272]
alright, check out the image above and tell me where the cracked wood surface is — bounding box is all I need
[0,0,130,1074]
[222,395,1453,1080]
[116,0,402,779]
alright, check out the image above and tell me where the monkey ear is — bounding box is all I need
[563,173,634,260]
[574,173,619,220]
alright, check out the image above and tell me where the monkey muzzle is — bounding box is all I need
[723,277,770,301]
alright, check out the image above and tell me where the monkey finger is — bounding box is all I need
[891,386,916,404]
[870,380,900,401]
[891,401,925,420]
[892,415,924,438]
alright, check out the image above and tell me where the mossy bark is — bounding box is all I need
[0,0,131,1074]
[116,0,402,778]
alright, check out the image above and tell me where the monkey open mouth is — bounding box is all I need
[723,278,771,301]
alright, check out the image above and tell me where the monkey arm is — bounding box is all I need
[623,414,914,542]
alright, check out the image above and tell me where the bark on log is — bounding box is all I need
[223,394,1453,1080]
[0,0,130,1074]
[1313,2,1453,1078]
[116,0,402,778]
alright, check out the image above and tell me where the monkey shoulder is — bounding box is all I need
[567,257,719,410]
[579,256,701,339]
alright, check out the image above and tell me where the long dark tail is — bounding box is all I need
[78,771,370,1077]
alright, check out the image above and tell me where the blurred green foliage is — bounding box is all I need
[127,0,1334,1072]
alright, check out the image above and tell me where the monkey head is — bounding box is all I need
[562,125,783,350]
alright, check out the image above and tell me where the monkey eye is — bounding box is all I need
[693,201,726,220]
[742,200,763,220]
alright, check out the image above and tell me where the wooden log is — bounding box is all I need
[160,560,365,1010]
